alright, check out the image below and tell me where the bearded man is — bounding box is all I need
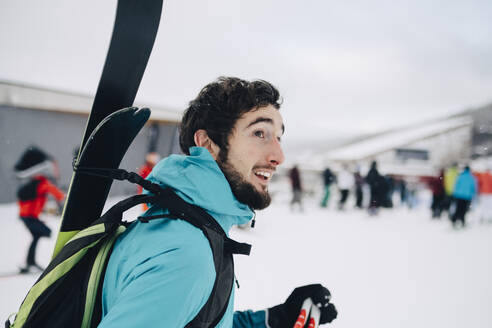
[99,77,337,327]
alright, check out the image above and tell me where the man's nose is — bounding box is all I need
[267,139,285,166]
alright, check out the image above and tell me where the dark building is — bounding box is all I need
[0,81,182,203]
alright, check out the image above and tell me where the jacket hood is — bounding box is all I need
[144,147,253,232]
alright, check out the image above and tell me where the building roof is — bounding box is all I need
[0,80,182,123]
[323,116,473,162]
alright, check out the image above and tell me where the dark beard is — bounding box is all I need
[217,157,271,210]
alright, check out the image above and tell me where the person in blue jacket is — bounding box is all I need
[99,77,337,327]
[451,166,477,228]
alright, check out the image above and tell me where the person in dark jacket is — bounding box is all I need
[321,167,335,207]
[354,169,364,208]
[398,178,407,206]
[14,146,65,273]
[451,166,477,228]
[428,169,445,218]
[100,77,337,327]
[365,161,386,216]
[383,175,394,208]
[289,165,304,211]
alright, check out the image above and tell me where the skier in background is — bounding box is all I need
[321,166,335,208]
[137,152,161,210]
[428,169,445,218]
[404,177,420,209]
[365,161,385,216]
[99,77,337,327]
[337,164,354,210]
[476,167,492,223]
[443,163,459,216]
[289,165,304,212]
[383,175,394,208]
[451,166,477,228]
[14,146,65,273]
[398,178,407,206]
[353,168,364,208]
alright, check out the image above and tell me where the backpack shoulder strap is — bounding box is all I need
[151,189,251,255]
[140,188,251,327]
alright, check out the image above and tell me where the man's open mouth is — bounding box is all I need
[254,170,272,181]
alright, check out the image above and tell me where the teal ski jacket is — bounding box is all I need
[99,147,267,327]
[453,168,477,201]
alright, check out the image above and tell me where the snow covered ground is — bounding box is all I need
[1,192,491,327]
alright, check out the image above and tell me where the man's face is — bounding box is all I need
[217,104,285,209]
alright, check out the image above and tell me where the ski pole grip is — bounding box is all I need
[293,298,313,328]
[308,302,321,328]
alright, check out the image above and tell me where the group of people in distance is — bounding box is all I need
[289,160,390,215]
[288,160,491,229]
[428,163,492,228]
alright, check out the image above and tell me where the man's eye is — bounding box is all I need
[254,130,265,138]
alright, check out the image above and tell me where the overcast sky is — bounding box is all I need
[1,0,491,146]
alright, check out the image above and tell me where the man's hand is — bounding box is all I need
[267,284,337,327]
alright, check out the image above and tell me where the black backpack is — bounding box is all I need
[6,170,251,328]
[17,179,41,201]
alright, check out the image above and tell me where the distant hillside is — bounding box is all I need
[283,134,361,163]
[283,100,492,163]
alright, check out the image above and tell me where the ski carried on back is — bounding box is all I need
[53,0,163,257]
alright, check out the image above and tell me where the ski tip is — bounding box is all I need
[135,107,151,118]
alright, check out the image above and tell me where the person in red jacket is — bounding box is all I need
[14,146,65,273]
[476,168,492,222]
[137,152,160,210]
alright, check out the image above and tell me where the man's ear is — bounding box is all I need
[194,129,220,160]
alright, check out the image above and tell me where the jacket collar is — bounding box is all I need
[144,147,254,232]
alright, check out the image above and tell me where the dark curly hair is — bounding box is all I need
[179,76,281,161]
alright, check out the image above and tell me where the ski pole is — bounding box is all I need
[293,298,313,328]
[307,301,321,328]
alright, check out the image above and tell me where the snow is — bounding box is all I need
[1,191,492,328]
